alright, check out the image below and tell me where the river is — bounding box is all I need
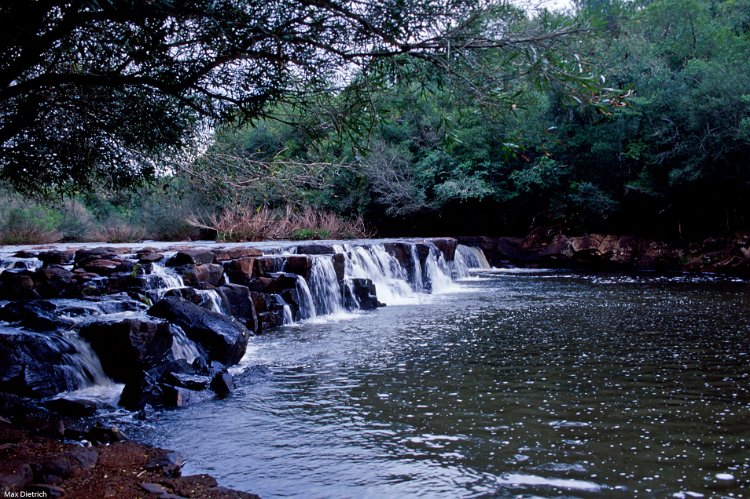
[142,269,750,498]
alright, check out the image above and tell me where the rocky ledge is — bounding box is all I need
[0,393,257,498]
[459,233,750,276]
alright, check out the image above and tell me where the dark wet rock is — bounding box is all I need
[80,258,132,276]
[210,371,235,398]
[163,372,211,391]
[257,272,299,294]
[223,256,256,285]
[0,300,73,331]
[163,286,202,305]
[282,255,312,280]
[148,297,250,365]
[0,269,39,300]
[216,284,258,331]
[31,455,77,483]
[192,263,224,287]
[79,318,174,382]
[119,359,202,409]
[43,397,98,417]
[332,253,346,281]
[13,250,37,259]
[431,238,458,262]
[74,247,129,265]
[33,266,77,298]
[250,292,287,332]
[65,447,98,469]
[253,256,284,276]
[146,451,185,477]
[0,330,85,397]
[343,278,381,311]
[166,250,215,266]
[294,243,336,254]
[38,250,76,266]
[138,252,164,263]
[213,246,263,262]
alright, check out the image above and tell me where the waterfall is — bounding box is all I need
[197,289,226,314]
[62,331,116,389]
[454,244,491,278]
[410,244,424,292]
[294,276,317,320]
[422,246,456,292]
[308,257,345,315]
[282,305,294,325]
[171,324,202,363]
[343,245,415,305]
[150,263,185,297]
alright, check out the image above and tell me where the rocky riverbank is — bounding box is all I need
[0,238,462,497]
[459,232,750,276]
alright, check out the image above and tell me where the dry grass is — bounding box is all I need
[187,205,371,242]
[92,222,146,243]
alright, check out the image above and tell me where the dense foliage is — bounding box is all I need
[1,0,747,242]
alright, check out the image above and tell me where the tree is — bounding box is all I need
[0,0,593,194]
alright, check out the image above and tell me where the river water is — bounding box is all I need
[144,269,749,498]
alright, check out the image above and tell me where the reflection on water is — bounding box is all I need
[146,271,750,498]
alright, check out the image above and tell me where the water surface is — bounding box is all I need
[146,270,750,498]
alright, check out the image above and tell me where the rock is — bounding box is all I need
[212,246,263,261]
[0,463,33,491]
[38,250,76,266]
[210,371,235,397]
[430,238,458,262]
[87,424,128,444]
[166,250,215,266]
[223,257,256,285]
[145,451,185,477]
[294,243,336,254]
[343,278,381,311]
[148,297,251,365]
[64,447,98,469]
[253,256,285,276]
[250,292,287,332]
[216,284,258,331]
[193,263,224,287]
[0,300,73,331]
[13,250,37,258]
[119,359,198,409]
[254,272,299,294]
[138,252,164,263]
[81,258,131,276]
[0,269,39,300]
[0,330,85,397]
[282,255,312,280]
[163,373,211,391]
[332,253,346,281]
[74,247,129,265]
[33,266,76,298]
[31,455,76,483]
[79,318,175,382]
[43,397,98,417]
[163,287,202,305]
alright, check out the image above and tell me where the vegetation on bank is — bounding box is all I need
[1,0,748,244]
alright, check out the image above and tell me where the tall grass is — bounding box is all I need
[187,205,371,242]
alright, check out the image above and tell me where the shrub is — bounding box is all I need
[0,205,62,244]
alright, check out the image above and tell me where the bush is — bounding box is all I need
[0,202,62,245]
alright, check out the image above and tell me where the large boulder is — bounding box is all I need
[223,257,256,285]
[78,318,175,382]
[216,284,258,332]
[281,255,312,280]
[0,301,73,331]
[33,266,76,298]
[0,329,88,397]
[430,238,458,262]
[0,270,39,300]
[38,250,76,266]
[148,297,251,365]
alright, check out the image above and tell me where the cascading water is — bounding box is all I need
[344,245,415,305]
[294,277,317,320]
[150,263,185,297]
[308,257,345,315]
[171,324,202,363]
[197,289,225,314]
[454,244,491,278]
[61,331,115,389]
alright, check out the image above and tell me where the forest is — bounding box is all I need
[1,0,748,244]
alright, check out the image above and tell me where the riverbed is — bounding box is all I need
[142,269,750,498]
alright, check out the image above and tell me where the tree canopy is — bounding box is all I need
[0,0,591,194]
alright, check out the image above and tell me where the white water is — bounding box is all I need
[454,244,492,278]
[171,324,202,363]
[150,263,185,297]
[197,289,225,314]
